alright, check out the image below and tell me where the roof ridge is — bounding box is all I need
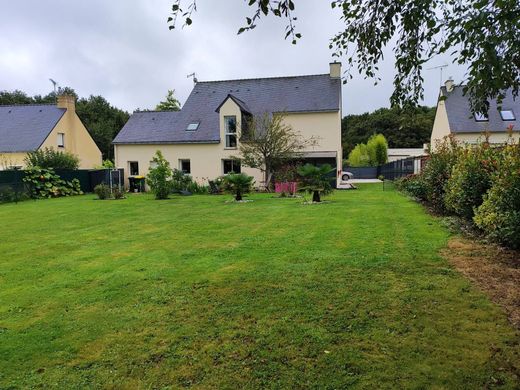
[196,73,330,84]
[0,102,57,108]
[133,110,182,114]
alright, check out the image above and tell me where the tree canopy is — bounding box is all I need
[155,89,181,111]
[342,106,434,156]
[0,89,129,161]
[168,0,520,113]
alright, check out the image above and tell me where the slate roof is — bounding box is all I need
[442,86,520,133]
[113,73,341,144]
[0,104,66,153]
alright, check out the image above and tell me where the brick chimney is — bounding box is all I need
[444,77,455,92]
[57,94,76,113]
[329,62,341,79]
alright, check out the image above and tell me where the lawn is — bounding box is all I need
[0,185,518,388]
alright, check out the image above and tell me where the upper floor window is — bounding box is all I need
[57,132,65,147]
[186,122,199,131]
[224,116,237,148]
[500,109,515,121]
[473,112,488,122]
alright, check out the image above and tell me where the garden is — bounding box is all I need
[0,184,519,388]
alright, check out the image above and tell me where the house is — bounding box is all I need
[113,63,343,186]
[0,95,102,170]
[387,146,428,162]
[431,79,520,149]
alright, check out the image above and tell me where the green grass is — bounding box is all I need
[0,185,518,388]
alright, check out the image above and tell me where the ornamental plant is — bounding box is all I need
[444,142,499,219]
[23,167,83,199]
[474,142,520,249]
[297,163,333,203]
[25,147,80,170]
[222,173,254,201]
[146,150,172,199]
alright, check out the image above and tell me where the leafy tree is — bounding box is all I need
[155,89,181,111]
[25,147,80,170]
[222,172,254,201]
[168,1,520,113]
[347,143,370,167]
[297,163,333,203]
[366,134,388,166]
[146,150,173,199]
[342,106,434,156]
[238,113,317,190]
[0,89,129,161]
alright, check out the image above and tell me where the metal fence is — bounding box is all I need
[0,168,125,198]
[344,156,425,180]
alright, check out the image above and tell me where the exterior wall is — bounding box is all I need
[454,132,520,145]
[115,100,343,187]
[430,100,451,150]
[0,152,27,169]
[40,101,102,169]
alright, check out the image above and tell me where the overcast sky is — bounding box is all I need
[0,0,467,114]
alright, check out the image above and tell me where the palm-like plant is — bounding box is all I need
[297,163,333,202]
[222,173,254,201]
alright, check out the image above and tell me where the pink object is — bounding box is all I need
[275,182,298,194]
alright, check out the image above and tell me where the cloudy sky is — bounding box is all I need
[1,0,467,114]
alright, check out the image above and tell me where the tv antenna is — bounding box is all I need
[187,72,198,83]
[426,64,448,86]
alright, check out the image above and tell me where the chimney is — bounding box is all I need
[329,61,341,79]
[444,77,454,92]
[57,94,76,113]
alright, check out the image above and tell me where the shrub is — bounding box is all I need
[146,151,172,200]
[474,143,520,249]
[347,143,371,167]
[348,134,388,167]
[421,136,460,213]
[222,173,254,201]
[25,147,80,170]
[94,183,111,200]
[23,167,83,199]
[444,143,498,219]
[395,174,427,200]
[112,186,125,199]
[0,186,28,204]
[297,163,333,202]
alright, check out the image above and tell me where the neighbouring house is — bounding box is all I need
[0,95,102,170]
[113,63,343,187]
[387,146,428,162]
[431,79,520,149]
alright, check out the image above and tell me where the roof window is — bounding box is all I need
[499,109,515,121]
[474,112,488,122]
[186,122,199,131]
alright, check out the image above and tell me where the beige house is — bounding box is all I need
[113,64,343,187]
[0,95,102,170]
[431,79,520,149]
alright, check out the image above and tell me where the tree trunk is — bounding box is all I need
[236,190,242,201]
[312,191,321,203]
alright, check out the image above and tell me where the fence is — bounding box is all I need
[0,168,125,196]
[344,156,424,180]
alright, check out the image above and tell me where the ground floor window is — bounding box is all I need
[129,161,139,176]
[222,159,241,174]
[179,159,191,174]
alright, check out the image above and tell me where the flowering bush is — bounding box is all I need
[474,143,520,249]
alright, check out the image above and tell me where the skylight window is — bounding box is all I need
[474,112,488,122]
[500,109,515,121]
[186,122,199,131]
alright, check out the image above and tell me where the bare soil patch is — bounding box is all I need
[442,237,520,329]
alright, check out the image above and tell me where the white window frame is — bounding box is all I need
[129,161,139,176]
[222,159,241,174]
[179,159,191,174]
[57,132,65,148]
[224,116,237,148]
